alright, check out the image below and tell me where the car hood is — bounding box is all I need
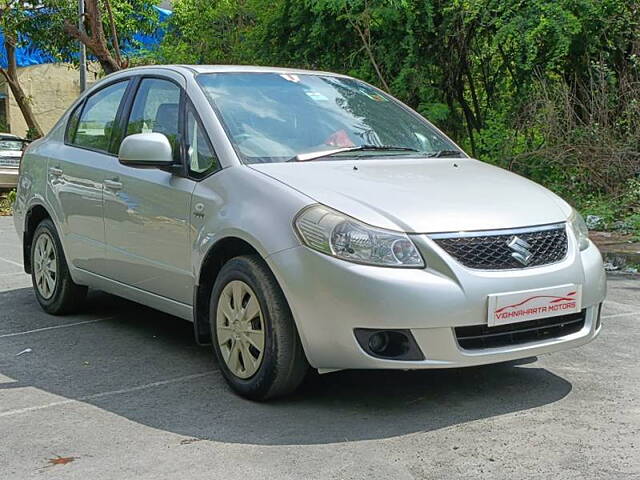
[250,158,572,233]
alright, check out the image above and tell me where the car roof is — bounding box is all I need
[122,64,351,79]
[184,65,349,77]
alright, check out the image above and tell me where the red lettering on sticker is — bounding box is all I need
[495,292,576,314]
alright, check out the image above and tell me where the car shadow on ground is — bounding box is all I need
[0,288,572,446]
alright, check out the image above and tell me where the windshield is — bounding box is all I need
[0,139,23,151]
[197,73,462,164]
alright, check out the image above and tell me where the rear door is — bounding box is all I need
[103,75,196,305]
[47,79,131,274]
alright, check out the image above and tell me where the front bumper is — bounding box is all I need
[0,168,18,189]
[266,230,606,370]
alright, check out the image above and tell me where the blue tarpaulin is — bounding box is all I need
[0,6,171,69]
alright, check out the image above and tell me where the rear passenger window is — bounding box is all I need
[126,78,181,154]
[71,81,129,153]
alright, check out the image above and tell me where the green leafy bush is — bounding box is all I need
[156,0,640,237]
[571,179,640,234]
[0,190,15,215]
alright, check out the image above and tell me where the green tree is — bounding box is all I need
[29,0,159,74]
[158,0,260,64]
[159,0,640,208]
[0,2,44,137]
[0,0,159,138]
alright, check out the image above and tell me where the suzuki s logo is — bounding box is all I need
[508,236,533,266]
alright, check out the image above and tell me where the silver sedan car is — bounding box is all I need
[13,65,606,400]
[0,133,29,189]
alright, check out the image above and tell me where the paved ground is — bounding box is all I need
[0,216,639,480]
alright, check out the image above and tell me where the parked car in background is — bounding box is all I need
[13,66,606,401]
[0,133,29,189]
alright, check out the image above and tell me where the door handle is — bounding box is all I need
[48,167,63,177]
[104,179,123,191]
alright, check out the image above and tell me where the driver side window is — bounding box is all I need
[126,78,181,158]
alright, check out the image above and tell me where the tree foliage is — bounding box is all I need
[26,0,159,74]
[1,0,634,226]
[0,1,45,137]
[1,0,159,138]
[159,0,640,224]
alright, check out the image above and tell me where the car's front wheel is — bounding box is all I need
[210,255,308,400]
[31,219,87,314]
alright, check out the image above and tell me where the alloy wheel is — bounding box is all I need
[33,232,57,299]
[216,280,265,379]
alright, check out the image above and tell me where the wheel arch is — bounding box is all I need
[23,203,53,274]
[193,236,262,345]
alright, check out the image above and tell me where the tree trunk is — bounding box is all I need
[346,0,390,92]
[1,38,43,138]
[465,65,482,126]
[62,0,123,74]
[352,22,390,92]
[103,0,123,67]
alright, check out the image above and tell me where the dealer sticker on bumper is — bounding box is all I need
[488,284,582,327]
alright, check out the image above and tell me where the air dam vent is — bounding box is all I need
[354,329,425,361]
[455,310,586,350]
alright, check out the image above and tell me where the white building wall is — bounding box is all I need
[2,63,100,137]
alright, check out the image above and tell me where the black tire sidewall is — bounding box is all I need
[31,220,64,309]
[209,256,286,399]
[30,218,85,314]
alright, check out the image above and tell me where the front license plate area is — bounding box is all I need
[488,284,582,327]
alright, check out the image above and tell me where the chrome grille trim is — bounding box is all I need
[429,222,566,239]
[429,223,568,270]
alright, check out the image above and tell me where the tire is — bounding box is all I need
[209,255,308,400]
[31,218,87,315]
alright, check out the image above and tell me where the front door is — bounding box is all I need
[103,77,195,305]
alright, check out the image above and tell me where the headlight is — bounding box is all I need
[294,205,425,267]
[569,210,590,251]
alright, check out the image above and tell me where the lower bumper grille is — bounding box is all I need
[455,310,586,350]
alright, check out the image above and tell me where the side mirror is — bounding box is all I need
[118,133,173,168]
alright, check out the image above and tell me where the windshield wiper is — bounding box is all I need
[426,150,463,158]
[288,144,419,162]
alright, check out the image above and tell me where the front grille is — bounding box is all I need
[432,224,567,270]
[455,310,586,350]
[0,156,20,168]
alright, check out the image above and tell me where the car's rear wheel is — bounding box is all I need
[210,255,308,400]
[31,219,87,314]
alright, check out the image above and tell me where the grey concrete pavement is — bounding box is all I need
[0,216,639,479]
